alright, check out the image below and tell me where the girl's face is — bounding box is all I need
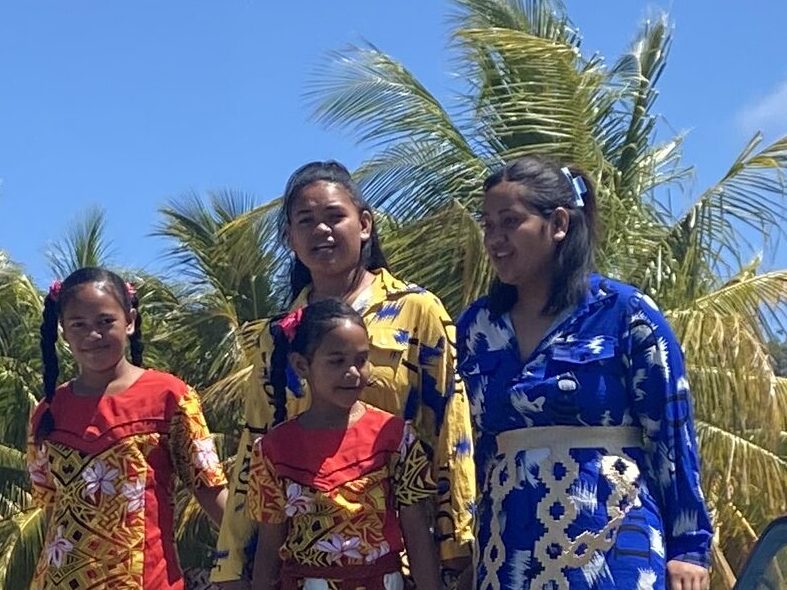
[286,181,373,279]
[60,283,136,375]
[290,319,370,412]
[481,180,568,288]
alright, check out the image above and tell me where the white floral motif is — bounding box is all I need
[82,459,119,500]
[193,437,221,471]
[46,526,73,568]
[284,483,314,517]
[365,541,391,563]
[122,478,145,513]
[314,534,363,563]
[28,445,50,485]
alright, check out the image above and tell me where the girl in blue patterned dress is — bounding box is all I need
[457,156,712,590]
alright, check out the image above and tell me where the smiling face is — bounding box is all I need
[60,283,136,376]
[285,181,373,281]
[290,319,370,412]
[481,180,568,288]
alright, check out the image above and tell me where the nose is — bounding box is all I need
[86,329,102,341]
[314,222,331,235]
[345,365,361,379]
[484,227,506,249]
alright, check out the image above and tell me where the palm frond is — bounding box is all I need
[46,207,113,278]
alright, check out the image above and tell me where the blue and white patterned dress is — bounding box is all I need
[457,275,712,590]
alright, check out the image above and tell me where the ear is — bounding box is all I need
[359,209,373,242]
[288,351,310,380]
[550,207,570,243]
[283,225,294,251]
[125,308,138,337]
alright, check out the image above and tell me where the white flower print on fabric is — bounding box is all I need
[121,478,145,513]
[467,308,511,353]
[314,534,363,563]
[193,437,221,471]
[284,483,314,517]
[28,445,50,485]
[365,541,391,563]
[649,526,665,558]
[46,526,73,568]
[636,568,657,590]
[82,459,119,501]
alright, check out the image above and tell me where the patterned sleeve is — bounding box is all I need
[393,422,437,507]
[414,293,476,559]
[26,413,56,508]
[169,387,227,490]
[626,293,713,567]
[245,437,288,524]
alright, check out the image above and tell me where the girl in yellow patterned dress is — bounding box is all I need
[246,298,441,590]
[26,267,228,590]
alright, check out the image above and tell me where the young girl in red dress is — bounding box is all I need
[26,267,227,590]
[246,298,441,590]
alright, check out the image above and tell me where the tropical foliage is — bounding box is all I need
[1,1,786,589]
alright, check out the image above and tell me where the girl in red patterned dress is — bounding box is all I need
[26,267,227,589]
[246,298,441,590]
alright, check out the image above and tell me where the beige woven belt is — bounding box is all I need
[495,425,644,454]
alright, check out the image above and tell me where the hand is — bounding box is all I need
[214,581,251,590]
[667,559,709,590]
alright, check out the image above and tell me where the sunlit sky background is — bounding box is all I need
[2,1,786,286]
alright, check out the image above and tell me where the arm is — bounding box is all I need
[214,330,278,583]
[415,294,476,563]
[626,294,712,583]
[251,522,287,590]
[195,486,228,526]
[400,501,441,590]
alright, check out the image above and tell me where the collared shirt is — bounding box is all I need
[212,268,476,582]
[457,275,712,589]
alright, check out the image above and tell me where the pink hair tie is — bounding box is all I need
[279,307,304,343]
[48,280,62,302]
[125,282,137,299]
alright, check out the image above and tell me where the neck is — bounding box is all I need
[302,400,364,429]
[75,358,137,395]
[512,276,553,320]
[310,267,373,303]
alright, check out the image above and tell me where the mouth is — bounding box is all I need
[312,243,336,252]
[491,251,513,260]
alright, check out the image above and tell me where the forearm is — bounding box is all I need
[400,502,441,590]
[251,524,285,590]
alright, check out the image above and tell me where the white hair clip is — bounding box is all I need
[560,166,586,208]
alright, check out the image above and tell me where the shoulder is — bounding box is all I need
[457,296,491,335]
[373,270,452,326]
[142,370,191,397]
[362,405,409,448]
[258,418,300,455]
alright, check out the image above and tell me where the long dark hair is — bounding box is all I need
[269,298,366,426]
[277,160,388,303]
[483,155,598,317]
[36,267,143,443]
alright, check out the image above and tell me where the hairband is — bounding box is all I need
[560,166,587,208]
[48,280,63,302]
[279,307,305,343]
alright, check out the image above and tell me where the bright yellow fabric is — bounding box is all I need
[211,269,475,582]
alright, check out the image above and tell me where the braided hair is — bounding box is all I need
[268,298,366,427]
[35,267,143,443]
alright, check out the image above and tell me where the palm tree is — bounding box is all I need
[307,1,787,586]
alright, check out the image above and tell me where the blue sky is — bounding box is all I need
[2,1,786,286]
